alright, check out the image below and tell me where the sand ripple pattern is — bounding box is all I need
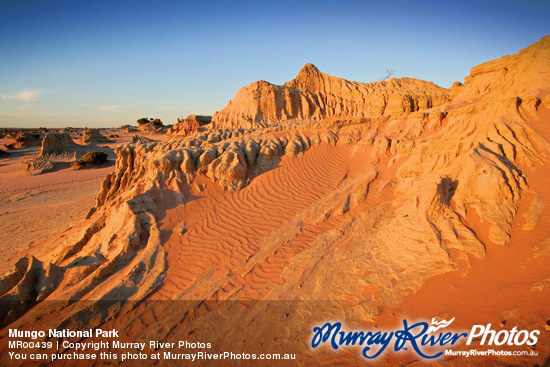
[157,143,364,299]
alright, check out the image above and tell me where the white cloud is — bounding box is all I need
[99,105,130,112]
[2,90,41,102]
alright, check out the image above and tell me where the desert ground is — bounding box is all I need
[0,130,156,270]
[0,36,549,366]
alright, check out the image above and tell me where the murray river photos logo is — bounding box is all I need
[311,318,540,360]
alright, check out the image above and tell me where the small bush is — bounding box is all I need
[81,151,108,164]
[137,117,163,126]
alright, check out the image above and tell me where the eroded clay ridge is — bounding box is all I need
[212,63,451,129]
[0,36,549,364]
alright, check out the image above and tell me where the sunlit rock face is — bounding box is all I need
[212,63,450,129]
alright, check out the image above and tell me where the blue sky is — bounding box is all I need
[0,0,548,128]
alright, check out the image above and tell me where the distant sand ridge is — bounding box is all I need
[1,36,549,365]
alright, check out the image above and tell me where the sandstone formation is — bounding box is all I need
[80,129,114,144]
[1,36,550,366]
[22,133,114,174]
[131,134,157,144]
[137,118,167,134]
[40,132,83,157]
[212,63,450,129]
[39,132,112,159]
[24,157,56,175]
[167,114,212,136]
[5,131,42,148]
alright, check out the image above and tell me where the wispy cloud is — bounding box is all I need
[99,105,131,112]
[2,90,41,102]
[157,106,179,111]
